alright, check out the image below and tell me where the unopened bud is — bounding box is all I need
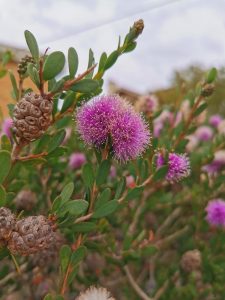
[201,84,215,97]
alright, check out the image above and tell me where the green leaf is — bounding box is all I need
[50,78,66,93]
[70,246,86,267]
[43,294,53,300]
[24,30,39,61]
[0,150,11,184]
[43,51,65,81]
[115,177,126,199]
[95,188,111,209]
[60,182,74,203]
[9,71,19,100]
[96,160,111,186]
[62,200,88,216]
[47,130,66,153]
[27,63,40,87]
[104,50,119,70]
[86,48,95,79]
[68,47,78,78]
[82,163,95,188]
[98,52,107,72]
[70,79,99,93]
[1,135,12,152]
[125,186,144,201]
[0,185,6,206]
[194,103,208,117]
[92,200,118,219]
[51,195,62,212]
[70,222,96,233]
[206,67,217,83]
[141,245,158,257]
[124,41,137,53]
[61,92,75,113]
[153,166,168,181]
[60,245,72,275]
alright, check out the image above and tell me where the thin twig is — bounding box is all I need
[156,207,182,237]
[123,265,153,300]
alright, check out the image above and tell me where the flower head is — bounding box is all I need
[69,152,86,169]
[76,95,150,162]
[209,114,223,128]
[76,286,115,300]
[1,118,13,139]
[205,199,225,227]
[157,152,191,182]
[195,126,213,141]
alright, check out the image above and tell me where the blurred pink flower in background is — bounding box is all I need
[109,166,117,178]
[1,118,13,139]
[206,199,225,227]
[126,175,136,188]
[186,135,199,152]
[209,114,223,128]
[195,126,213,141]
[69,152,86,169]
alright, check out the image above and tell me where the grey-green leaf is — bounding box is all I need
[24,30,39,61]
[92,200,118,219]
[68,47,78,78]
[60,182,74,204]
[70,79,99,93]
[43,51,65,81]
[62,200,89,216]
[0,150,11,184]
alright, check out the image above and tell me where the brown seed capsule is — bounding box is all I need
[8,215,55,256]
[201,83,215,97]
[31,231,65,268]
[14,190,37,211]
[0,207,16,240]
[181,249,202,273]
[13,92,53,141]
[17,55,35,77]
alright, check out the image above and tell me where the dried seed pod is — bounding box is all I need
[14,190,37,211]
[17,55,35,78]
[31,231,64,268]
[0,207,16,240]
[8,215,55,256]
[181,249,202,273]
[13,92,53,141]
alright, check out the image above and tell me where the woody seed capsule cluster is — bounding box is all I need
[0,207,56,256]
[14,190,37,211]
[17,55,35,78]
[0,207,16,241]
[13,92,53,141]
[8,215,55,256]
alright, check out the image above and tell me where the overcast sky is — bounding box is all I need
[0,0,224,92]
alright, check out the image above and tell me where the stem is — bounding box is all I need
[47,63,97,99]
[155,225,190,248]
[74,213,93,224]
[123,265,153,300]
[10,253,21,274]
[156,207,182,237]
[14,152,48,161]
[39,58,44,96]
[174,95,203,148]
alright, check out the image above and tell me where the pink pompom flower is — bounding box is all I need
[157,152,191,182]
[76,95,150,162]
[69,152,86,169]
[209,114,223,128]
[1,118,13,139]
[195,126,213,142]
[205,199,225,227]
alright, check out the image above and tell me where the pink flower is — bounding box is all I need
[1,118,13,139]
[209,114,223,128]
[157,152,191,182]
[206,199,225,227]
[76,95,150,162]
[195,126,213,141]
[69,152,86,169]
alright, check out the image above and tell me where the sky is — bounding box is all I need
[0,0,224,93]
